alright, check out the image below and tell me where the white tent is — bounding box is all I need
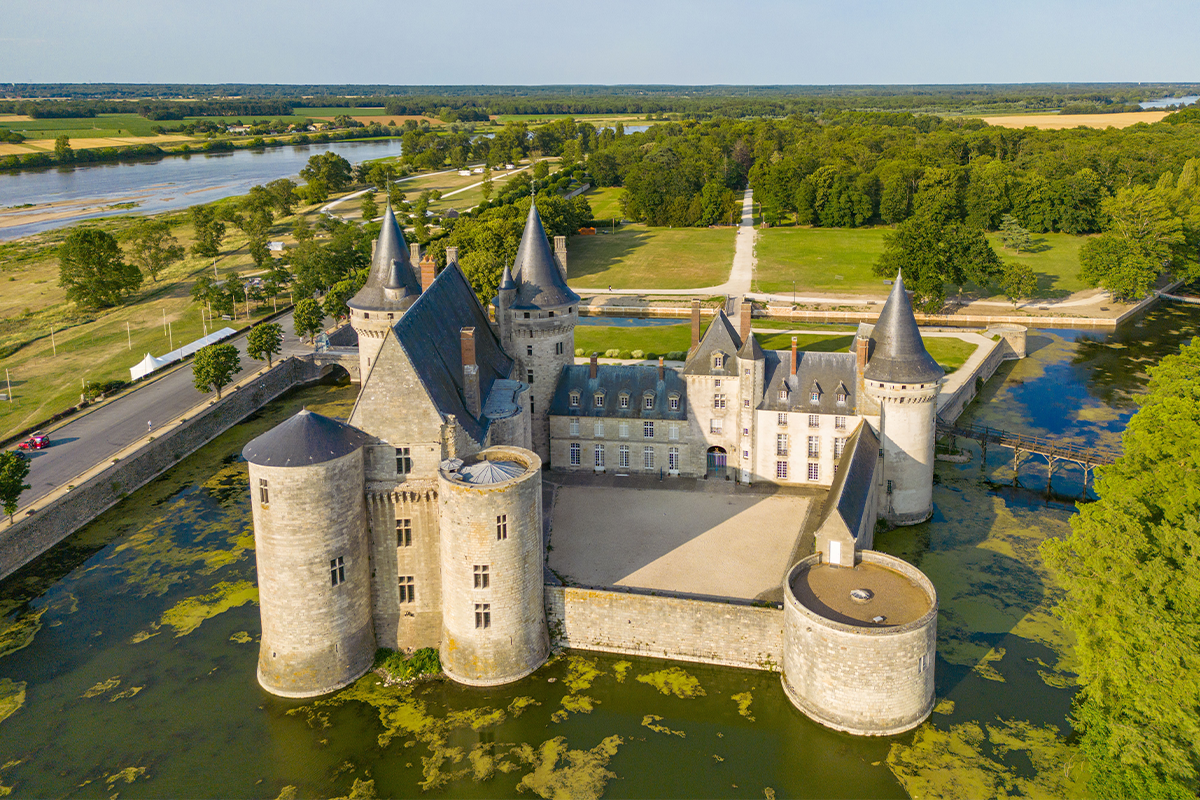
[130,352,172,381]
[128,327,239,381]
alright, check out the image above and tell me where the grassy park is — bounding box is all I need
[568,224,736,290]
[986,232,1089,297]
[583,187,625,224]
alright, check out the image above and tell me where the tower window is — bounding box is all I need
[713,394,726,409]
[475,603,491,629]
[496,514,508,540]
[474,564,490,589]
[524,312,530,319]
[710,419,723,434]
[527,345,533,356]
[396,447,412,475]
[330,557,345,587]
[527,369,534,384]
[396,518,412,547]
[530,397,535,414]
[398,575,414,603]
[258,478,269,505]
[556,341,564,355]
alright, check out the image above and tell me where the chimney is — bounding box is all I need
[791,336,798,376]
[461,327,480,418]
[410,243,420,264]
[658,356,665,382]
[445,246,458,267]
[856,335,869,374]
[739,300,752,345]
[420,254,436,292]
[690,300,702,352]
[589,352,598,379]
[554,235,568,281]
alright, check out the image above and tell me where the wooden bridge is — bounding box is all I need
[937,419,1119,491]
[1160,292,1200,306]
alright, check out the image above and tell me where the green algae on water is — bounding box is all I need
[0,680,25,725]
[612,660,632,683]
[0,606,47,660]
[636,666,706,698]
[230,631,253,644]
[512,735,622,800]
[641,714,685,737]
[152,580,258,637]
[82,676,121,698]
[104,766,146,787]
[731,691,755,720]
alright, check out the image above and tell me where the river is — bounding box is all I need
[0,139,405,241]
[0,300,1195,798]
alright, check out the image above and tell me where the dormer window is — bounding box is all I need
[836,390,847,404]
[810,391,820,403]
[779,389,788,401]
[594,393,605,408]
[713,353,724,369]
[569,391,580,408]
[669,394,680,410]
[643,393,655,410]
[619,393,630,409]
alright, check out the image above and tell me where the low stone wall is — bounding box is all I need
[577,305,715,320]
[759,306,1117,329]
[937,339,1010,424]
[0,358,307,580]
[545,585,783,671]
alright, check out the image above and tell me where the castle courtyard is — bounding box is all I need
[548,485,817,602]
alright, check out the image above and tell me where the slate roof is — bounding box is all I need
[760,350,858,415]
[863,272,944,385]
[393,265,514,442]
[242,409,373,467]
[814,420,880,543]
[682,311,742,376]
[550,364,687,420]
[348,205,421,312]
[738,331,765,360]
[511,201,579,309]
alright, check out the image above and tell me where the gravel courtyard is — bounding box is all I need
[548,486,814,601]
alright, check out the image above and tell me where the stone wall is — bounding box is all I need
[936,336,1019,425]
[545,586,783,671]
[0,359,307,581]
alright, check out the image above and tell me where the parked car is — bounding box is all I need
[17,432,49,451]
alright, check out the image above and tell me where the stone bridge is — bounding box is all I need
[306,347,360,384]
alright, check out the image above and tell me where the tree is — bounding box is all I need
[359,191,378,223]
[300,152,352,194]
[1042,337,1200,799]
[124,219,185,283]
[874,215,1003,311]
[459,250,504,304]
[0,451,31,526]
[1000,261,1037,308]
[54,134,73,162]
[264,178,299,216]
[1080,186,1191,301]
[190,205,226,258]
[480,166,494,202]
[58,227,143,308]
[191,343,242,400]
[247,322,283,368]
[999,214,1033,253]
[293,297,324,342]
[322,278,358,321]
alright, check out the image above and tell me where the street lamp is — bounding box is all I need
[792,280,796,305]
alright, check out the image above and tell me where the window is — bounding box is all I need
[776,461,788,479]
[594,444,605,468]
[570,442,581,465]
[396,447,412,475]
[887,479,894,494]
[475,603,491,629]
[808,415,819,428]
[669,395,680,410]
[643,447,655,469]
[669,424,679,441]
[714,379,722,387]
[569,392,580,408]
[398,575,414,603]
[619,445,630,468]
[643,421,654,439]
[743,450,750,459]
[834,437,846,459]
[644,394,654,410]
[496,514,507,540]
[330,557,345,587]
[810,390,820,403]
[744,368,750,376]
[743,427,750,437]
[778,413,787,426]
[836,391,847,404]
[713,354,724,368]
[808,436,820,458]
[776,434,789,456]
[569,418,580,436]
[619,421,629,438]
[619,393,629,409]
[710,419,723,434]
[835,416,847,430]
[713,394,726,409]
[556,342,564,355]
[527,345,533,356]
[594,420,605,437]
[669,447,680,470]
[396,518,412,547]
[808,462,820,481]
[530,397,534,414]
[474,564,490,589]
[258,478,269,505]
[779,390,788,401]
[523,312,530,319]
[594,393,604,409]
[527,369,534,384]
[744,398,750,407]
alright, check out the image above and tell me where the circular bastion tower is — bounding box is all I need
[243,409,376,698]
[864,273,944,525]
[782,551,938,736]
[437,446,549,686]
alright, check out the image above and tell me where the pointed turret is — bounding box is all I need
[863,272,944,385]
[511,200,579,309]
[348,204,421,312]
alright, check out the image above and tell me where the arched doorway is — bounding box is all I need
[706,446,727,478]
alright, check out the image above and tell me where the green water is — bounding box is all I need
[0,300,1197,798]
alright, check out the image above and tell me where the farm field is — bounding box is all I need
[569,224,736,290]
[980,111,1168,129]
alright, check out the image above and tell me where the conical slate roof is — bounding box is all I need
[458,460,525,484]
[862,272,944,384]
[498,265,516,291]
[511,200,579,309]
[348,205,421,311]
[738,331,764,360]
[242,409,372,467]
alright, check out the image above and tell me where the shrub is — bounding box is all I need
[666,350,687,361]
[574,348,583,357]
[373,647,441,682]
[604,349,620,358]
[618,350,632,359]
[631,350,645,359]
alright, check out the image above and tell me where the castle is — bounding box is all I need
[242,201,941,736]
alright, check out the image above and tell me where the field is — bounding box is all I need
[568,224,736,290]
[584,186,625,223]
[985,232,1089,297]
[981,111,1168,130]
[753,227,891,295]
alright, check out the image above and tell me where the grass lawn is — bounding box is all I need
[982,232,1089,298]
[569,224,735,290]
[754,227,891,295]
[0,113,164,139]
[584,187,624,223]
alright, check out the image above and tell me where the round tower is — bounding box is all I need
[437,446,548,686]
[782,551,938,736]
[864,273,944,524]
[348,204,421,384]
[495,199,579,462]
[243,409,376,698]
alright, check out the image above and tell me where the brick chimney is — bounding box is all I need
[658,356,665,382]
[856,334,869,375]
[739,300,752,345]
[589,352,598,379]
[420,254,436,292]
[461,327,480,417]
[690,300,702,352]
[445,246,458,267]
[791,336,798,376]
[554,235,568,281]
[410,243,420,264]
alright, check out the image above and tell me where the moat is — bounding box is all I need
[0,298,1196,798]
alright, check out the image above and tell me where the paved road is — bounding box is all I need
[14,310,312,508]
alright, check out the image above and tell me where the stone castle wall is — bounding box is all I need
[545,586,783,672]
[936,332,1024,424]
[367,484,443,652]
[506,310,577,462]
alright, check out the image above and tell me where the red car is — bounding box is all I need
[17,432,49,451]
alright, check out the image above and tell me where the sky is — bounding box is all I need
[2,0,1198,86]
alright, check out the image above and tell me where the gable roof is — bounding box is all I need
[683,310,742,376]
[348,204,421,312]
[511,200,579,309]
[814,420,879,543]
[242,409,373,467]
[760,350,858,414]
[392,265,514,442]
[550,364,687,420]
[863,272,944,384]
[738,331,765,360]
